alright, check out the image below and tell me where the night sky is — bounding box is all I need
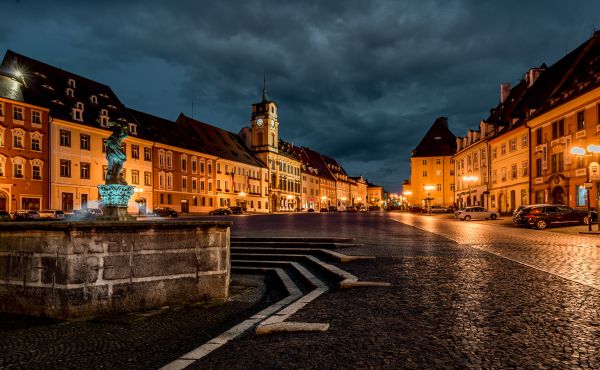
[2,1,600,192]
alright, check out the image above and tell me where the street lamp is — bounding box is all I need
[462,176,478,207]
[424,185,436,214]
[238,191,247,211]
[571,145,600,231]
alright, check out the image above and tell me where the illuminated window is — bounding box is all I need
[521,135,528,148]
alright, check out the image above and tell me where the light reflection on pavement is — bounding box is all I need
[387,212,600,290]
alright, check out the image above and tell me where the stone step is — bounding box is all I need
[231,237,355,243]
[232,247,375,263]
[231,241,364,249]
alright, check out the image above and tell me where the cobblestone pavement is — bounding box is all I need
[3,213,600,369]
[387,212,600,290]
[189,213,600,369]
[0,275,280,370]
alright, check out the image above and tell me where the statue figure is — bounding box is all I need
[105,121,128,185]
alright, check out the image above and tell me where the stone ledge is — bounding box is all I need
[0,220,233,231]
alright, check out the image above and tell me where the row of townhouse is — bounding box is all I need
[0,50,382,214]
[409,31,600,213]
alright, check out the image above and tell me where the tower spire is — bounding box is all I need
[262,72,268,102]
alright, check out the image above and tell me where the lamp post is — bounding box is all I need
[571,145,600,231]
[462,176,479,207]
[238,191,247,211]
[424,185,435,214]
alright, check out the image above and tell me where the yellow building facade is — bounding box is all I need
[487,124,530,212]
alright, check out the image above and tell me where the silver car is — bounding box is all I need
[455,207,499,221]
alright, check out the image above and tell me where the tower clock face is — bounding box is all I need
[270,119,275,128]
[256,118,263,127]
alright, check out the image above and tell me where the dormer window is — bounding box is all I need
[72,102,84,122]
[66,88,74,97]
[90,95,98,104]
[67,78,76,88]
[128,123,137,135]
[33,72,47,79]
[99,93,109,99]
[107,104,117,109]
[42,84,54,91]
[52,99,64,106]
[99,109,109,127]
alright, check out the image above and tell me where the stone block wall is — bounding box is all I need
[0,220,231,319]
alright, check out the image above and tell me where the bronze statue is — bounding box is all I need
[105,121,128,184]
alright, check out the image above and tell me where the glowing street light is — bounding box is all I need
[424,185,435,214]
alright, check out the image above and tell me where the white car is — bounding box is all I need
[455,207,499,221]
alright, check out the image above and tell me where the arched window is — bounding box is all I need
[31,131,43,151]
[12,156,26,178]
[0,154,6,176]
[11,128,25,149]
[191,156,197,173]
[30,159,44,179]
[158,149,165,168]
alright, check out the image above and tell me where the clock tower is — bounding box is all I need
[250,81,279,153]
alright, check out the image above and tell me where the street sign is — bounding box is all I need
[589,162,600,180]
[585,182,593,189]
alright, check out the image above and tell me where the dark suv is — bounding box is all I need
[513,205,595,229]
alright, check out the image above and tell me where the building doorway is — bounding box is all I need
[0,192,7,211]
[181,200,189,213]
[551,186,565,205]
[62,193,74,212]
[498,193,504,213]
[510,190,516,211]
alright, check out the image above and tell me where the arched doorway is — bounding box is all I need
[551,186,565,205]
[0,191,7,211]
[271,194,278,213]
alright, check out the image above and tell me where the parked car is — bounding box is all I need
[208,207,232,215]
[512,205,596,230]
[39,209,65,220]
[345,206,358,213]
[409,206,426,213]
[320,207,329,213]
[429,205,450,213]
[229,206,244,215]
[455,207,499,221]
[0,210,10,221]
[11,210,41,221]
[307,208,315,213]
[328,206,337,213]
[153,207,179,217]
[358,206,368,212]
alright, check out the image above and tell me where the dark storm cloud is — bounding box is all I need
[3,0,600,191]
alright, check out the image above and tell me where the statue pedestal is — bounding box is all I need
[98,184,135,221]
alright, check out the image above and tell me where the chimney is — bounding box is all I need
[456,137,462,151]
[500,83,511,103]
[527,68,541,87]
[479,121,486,137]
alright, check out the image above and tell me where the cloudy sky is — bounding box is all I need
[2,0,600,191]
